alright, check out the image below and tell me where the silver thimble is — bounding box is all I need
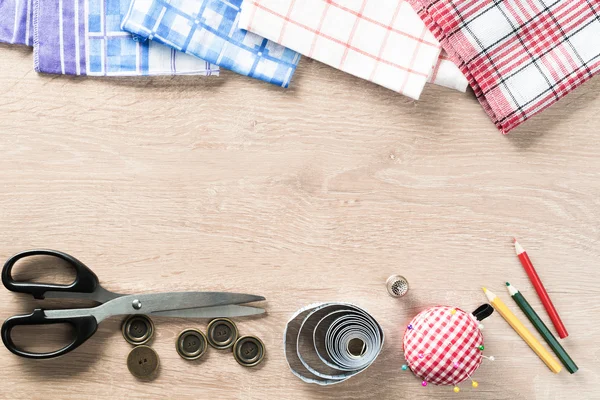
[386,275,409,297]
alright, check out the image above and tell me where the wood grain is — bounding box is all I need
[0,43,599,399]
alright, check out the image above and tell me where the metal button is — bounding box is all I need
[127,345,159,379]
[233,336,265,367]
[122,315,154,345]
[176,329,208,361]
[207,318,238,350]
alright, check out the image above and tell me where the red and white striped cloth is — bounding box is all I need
[411,0,600,133]
[239,0,468,100]
[403,306,483,386]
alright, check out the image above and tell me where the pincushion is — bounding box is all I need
[403,306,486,391]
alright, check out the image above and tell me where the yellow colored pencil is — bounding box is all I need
[483,287,562,374]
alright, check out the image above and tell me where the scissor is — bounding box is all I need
[1,249,266,359]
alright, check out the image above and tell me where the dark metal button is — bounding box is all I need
[127,345,159,379]
[122,315,154,345]
[207,318,238,350]
[176,329,208,360]
[233,336,265,367]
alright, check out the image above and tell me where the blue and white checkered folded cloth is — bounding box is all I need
[121,0,301,87]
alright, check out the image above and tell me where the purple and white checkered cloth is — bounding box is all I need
[1,0,220,76]
[33,0,219,76]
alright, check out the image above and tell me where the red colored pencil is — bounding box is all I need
[514,239,568,339]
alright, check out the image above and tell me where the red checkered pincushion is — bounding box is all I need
[403,306,483,386]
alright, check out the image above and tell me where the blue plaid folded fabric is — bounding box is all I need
[121,0,301,87]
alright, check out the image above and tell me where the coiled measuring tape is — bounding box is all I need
[284,303,384,385]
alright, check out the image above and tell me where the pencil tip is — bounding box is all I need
[482,287,487,292]
[506,282,510,286]
[513,237,517,243]
[514,240,525,255]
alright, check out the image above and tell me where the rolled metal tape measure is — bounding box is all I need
[284,302,384,385]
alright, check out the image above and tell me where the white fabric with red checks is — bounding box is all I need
[403,306,483,386]
[411,0,600,133]
[238,0,468,99]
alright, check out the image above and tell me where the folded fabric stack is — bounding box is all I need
[1,0,218,75]
[1,0,598,133]
[34,0,221,76]
[121,0,300,87]
[237,0,469,99]
[411,0,600,133]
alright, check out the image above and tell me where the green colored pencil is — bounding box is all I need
[506,282,578,374]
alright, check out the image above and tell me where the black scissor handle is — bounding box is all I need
[2,249,99,299]
[1,309,98,359]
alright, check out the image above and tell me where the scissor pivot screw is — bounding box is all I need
[132,299,142,310]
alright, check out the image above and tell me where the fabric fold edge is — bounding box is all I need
[410,1,503,132]
[32,0,40,71]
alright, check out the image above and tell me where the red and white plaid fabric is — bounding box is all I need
[411,0,600,134]
[403,306,483,386]
[239,0,468,100]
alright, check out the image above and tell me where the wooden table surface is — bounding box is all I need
[0,43,599,400]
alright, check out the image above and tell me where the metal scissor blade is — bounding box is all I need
[146,292,264,310]
[62,292,266,323]
[45,286,124,303]
[138,292,265,313]
[151,305,265,319]
[83,292,264,323]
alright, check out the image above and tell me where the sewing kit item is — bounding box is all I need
[176,328,208,361]
[127,345,160,379]
[386,275,409,298]
[411,0,600,133]
[238,0,468,99]
[122,315,155,345]
[33,0,218,76]
[1,249,266,359]
[483,287,561,373]
[284,302,384,385]
[121,0,300,87]
[0,0,33,45]
[514,240,568,338]
[506,283,578,374]
[207,318,239,350]
[233,335,265,367]
[402,305,493,392]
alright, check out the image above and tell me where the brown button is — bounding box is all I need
[122,315,154,345]
[176,329,208,360]
[233,336,265,367]
[127,345,159,379]
[207,318,238,350]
